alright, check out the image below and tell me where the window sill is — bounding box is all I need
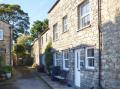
[53,39,59,42]
[63,68,69,71]
[77,24,91,32]
[86,67,95,70]
[62,30,69,34]
[81,67,96,72]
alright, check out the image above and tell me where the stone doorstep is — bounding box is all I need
[36,72,75,89]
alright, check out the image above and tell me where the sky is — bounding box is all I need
[0,0,57,28]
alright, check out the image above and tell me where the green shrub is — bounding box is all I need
[0,65,12,73]
[45,42,53,73]
[0,55,4,67]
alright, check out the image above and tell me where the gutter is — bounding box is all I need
[48,0,60,13]
[98,0,103,89]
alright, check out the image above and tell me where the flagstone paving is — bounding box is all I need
[36,73,75,89]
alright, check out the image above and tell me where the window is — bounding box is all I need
[86,48,95,69]
[63,50,69,70]
[63,16,68,32]
[53,24,58,41]
[79,0,90,29]
[46,33,48,42]
[41,37,43,46]
[0,29,3,40]
[80,48,85,68]
[54,52,60,66]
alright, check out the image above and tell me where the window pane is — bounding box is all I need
[53,24,58,40]
[87,48,94,57]
[63,16,68,32]
[81,15,90,27]
[81,4,86,16]
[64,51,68,59]
[65,60,69,68]
[56,53,59,59]
[88,58,94,67]
[56,60,60,66]
[56,32,58,40]
[0,30,3,40]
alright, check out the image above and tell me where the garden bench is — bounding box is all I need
[50,66,69,84]
[54,70,69,83]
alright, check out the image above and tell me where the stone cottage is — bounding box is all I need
[32,29,51,66]
[31,38,40,65]
[40,29,51,66]
[0,21,12,66]
[47,0,120,89]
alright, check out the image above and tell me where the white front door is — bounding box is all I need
[75,49,81,87]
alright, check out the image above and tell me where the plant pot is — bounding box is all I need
[6,72,12,79]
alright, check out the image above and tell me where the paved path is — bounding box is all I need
[38,73,75,89]
[0,66,51,89]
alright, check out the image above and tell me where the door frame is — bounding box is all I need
[75,49,81,87]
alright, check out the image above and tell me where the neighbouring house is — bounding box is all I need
[40,29,51,66]
[47,0,120,89]
[31,29,51,66]
[31,38,40,65]
[0,21,12,66]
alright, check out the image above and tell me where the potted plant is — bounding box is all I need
[3,65,12,79]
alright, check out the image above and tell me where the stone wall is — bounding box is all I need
[0,21,11,65]
[101,0,120,89]
[31,39,40,65]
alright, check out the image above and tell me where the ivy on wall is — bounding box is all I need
[45,42,53,73]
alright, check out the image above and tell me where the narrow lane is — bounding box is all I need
[0,66,51,89]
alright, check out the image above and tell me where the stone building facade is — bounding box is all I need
[31,38,40,65]
[0,21,12,65]
[40,29,51,66]
[32,29,51,66]
[47,0,120,89]
[48,0,99,89]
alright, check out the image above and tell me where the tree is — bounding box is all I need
[13,44,25,58]
[13,35,33,65]
[30,19,48,38]
[0,4,30,41]
[17,34,33,53]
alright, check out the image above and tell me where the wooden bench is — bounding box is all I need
[54,70,69,84]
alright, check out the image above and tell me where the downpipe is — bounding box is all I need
[98,0,104,89]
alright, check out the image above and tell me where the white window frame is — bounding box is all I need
[0,29,3,40]
[63,15,68,32]
[79,0,91,29]
[54,52,59,66]
[53,24,58,41]
[86,47,95,69]
[41,36,43,46]
[46,33,48,42]
[63,50,69,70]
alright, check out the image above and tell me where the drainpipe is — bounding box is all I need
[9,26,12,65]
[98,0,103,89]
